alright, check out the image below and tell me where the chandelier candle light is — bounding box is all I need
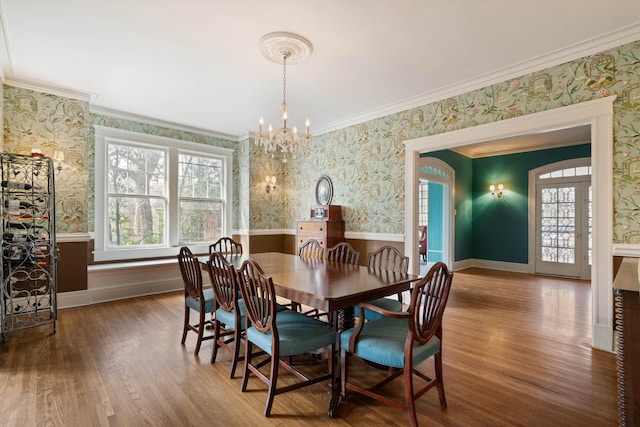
[253,32,313,162]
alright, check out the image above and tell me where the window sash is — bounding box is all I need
[93,125,234,262]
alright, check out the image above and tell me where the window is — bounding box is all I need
[178,154,224,244]
[418,181,428,226]
[94,126,233,261]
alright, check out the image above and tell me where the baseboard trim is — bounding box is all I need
[59,261,183,309]
[453,258,529,274]
[593,323,614,353]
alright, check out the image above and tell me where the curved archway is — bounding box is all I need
[418,157,455,269]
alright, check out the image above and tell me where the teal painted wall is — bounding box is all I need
[473,144,590,263]
[423,144,591,264]
[427,181,443,262]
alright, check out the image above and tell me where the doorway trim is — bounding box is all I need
[404,95,615,352]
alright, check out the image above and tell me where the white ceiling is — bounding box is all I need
[1,0,639,145]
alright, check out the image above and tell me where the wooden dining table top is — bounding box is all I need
[201,252,421,313]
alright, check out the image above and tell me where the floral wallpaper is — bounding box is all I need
[3,39,640,244]
[2,89,90,233]
[250,39,640,243]
[2,86,242,234]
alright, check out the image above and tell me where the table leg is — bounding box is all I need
[328,305,355,417]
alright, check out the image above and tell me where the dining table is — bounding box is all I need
[200,251,422,416]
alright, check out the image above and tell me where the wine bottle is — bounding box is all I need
[2,180,34,190]
[6,222,44,230]
[4,200,34,209]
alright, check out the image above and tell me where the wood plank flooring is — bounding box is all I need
[0,268,617,426]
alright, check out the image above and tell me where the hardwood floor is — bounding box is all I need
[0,268,617,426]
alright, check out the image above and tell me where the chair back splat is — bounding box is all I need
[327,242,360,265]
[340,262,453,427]
[298,238,325,260]
[361,246,409,319]
[237,260,276,334]
[207,251,245,378]
[178,246,203,300]
[209,237,243,256]
[410,262,452,345]
[367,245,409,273]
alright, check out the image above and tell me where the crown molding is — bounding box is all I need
[2,21,638,140]
[4,76,95,103]
[89,105,240,142]
[314,23,640,136]
[0,0,10,83]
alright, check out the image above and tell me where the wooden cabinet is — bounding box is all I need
[613,257,640,426]
[296,220,344,255]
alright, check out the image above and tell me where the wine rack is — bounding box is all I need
[0,152,57,342]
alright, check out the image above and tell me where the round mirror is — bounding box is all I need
[315,175,333,205]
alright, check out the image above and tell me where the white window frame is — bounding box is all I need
[94,125,233,262]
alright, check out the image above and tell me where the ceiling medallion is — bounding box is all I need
[252,32,313,163]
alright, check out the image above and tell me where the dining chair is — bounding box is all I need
[327,242,360,265]
[363,245,409,320]
[209,237,243,256]
[418,225,427,262]
[340,262,453,427]
[302,241,360,324]
[207,251,245,378]
[177,246,215,356]
[290,238,326,313]
[298,238,325,260]
[237,259,338,417]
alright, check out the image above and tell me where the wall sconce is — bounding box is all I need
[53,150,65,173]
[490,184,504,198]
[264,175,276,193]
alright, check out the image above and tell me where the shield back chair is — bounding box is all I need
[209,237,243,256]
[363,245,409,320]
[327,242,360,265]
[237,259,338,417]
[298,238,325,260]
[207,251,246,378]
[290,238,326,312]
[301,242,361,324]
[177,246,215,356]
[418,225,427,262]
[340,262,453,427]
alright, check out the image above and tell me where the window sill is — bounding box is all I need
[88,258,179,272]
[92,244,210,263]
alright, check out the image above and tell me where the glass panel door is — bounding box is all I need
[535,182,590,278]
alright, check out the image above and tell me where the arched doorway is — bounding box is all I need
[418,157,454,273]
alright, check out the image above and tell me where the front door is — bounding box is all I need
[535,168,591,279]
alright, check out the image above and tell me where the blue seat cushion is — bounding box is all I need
[185,288,215,313]
[361,297,403,321]
[215,299,246,330]
[246,309,337,357]
[340,317,440,369]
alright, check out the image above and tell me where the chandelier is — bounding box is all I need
[252,32,313,163]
